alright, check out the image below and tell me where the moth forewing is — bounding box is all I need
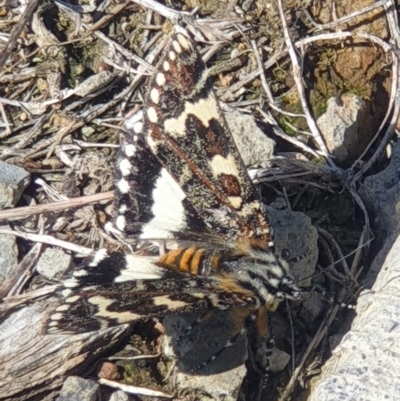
[144,28,271,243]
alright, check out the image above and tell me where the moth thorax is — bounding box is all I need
[232,247,301,309]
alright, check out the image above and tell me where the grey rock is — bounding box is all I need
[109,390,129,401]
[309,139,400,401]
[269,347,291,373]
[56,376,99,401]
[317,94,372,164]
[360,140,400,241]
[225,110,275,168]
[268,208,318,287]
[36,248,72,279]
[0,225,18,285]
[309,234,400,401]
[162,310,247,400]
[299,290,325,323]
[0,161,30,209]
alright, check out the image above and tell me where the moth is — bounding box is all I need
[45,26,300,352]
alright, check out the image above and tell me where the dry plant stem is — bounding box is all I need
[282,178,333,192]
[36,77,140,160]
[0,243,42,298]
[35,178,68,201]
[0,191,113,222]
[350,229,368,277]
[10,242,42,296]
[0,285,58,314]
[251,39,307,118]
[298,31,393,51]
[203,42,227,63]
[350,62,398,175]
[277,0,334,167]
[108,353,161,361]
[384,0,400,40]
[226,50,281,94]
[223,30,391,99]
[0,103,12,139]
[141,9,154,50]
[307,0,390,31]
[257,107,320,158]
[98,378,173,398]
[84,1,130,35]
[347,186,370,240]
[317,227,350,276]
[91,30,153,72]
[278,302,342,401]
[316,239,346,285]
[285,299,296,372]
[253,172,312,184]
[268,105,305,119]
[0,227,93,256]
[0,114,48,160]
[130,0,185,24]
[0,70,39,85]
[0,0,40,68]
[350,12,400,182]
[250,40,275,105]
[73,138,119,148]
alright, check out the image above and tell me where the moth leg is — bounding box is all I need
[162,358,177,384]
[247,305,275,377]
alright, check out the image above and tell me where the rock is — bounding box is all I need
[36,248,72,279]
[268,208,318,287]
[56,376,99,401]
[109,390,129,401]
[97,361,120,381]
[0,225,18,286]
[308,233,400,401]
[269,347,291,373]
[317,94,373,165]
[225,110,275,168]
[360,140,400,241]
[309,139,400,401]
[299,290,325,323]
[162,310,247,400]
[0,161,30,209]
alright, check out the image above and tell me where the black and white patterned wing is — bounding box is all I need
[114,111,205,240]
[45,249,256,334]
[116,26,271,244]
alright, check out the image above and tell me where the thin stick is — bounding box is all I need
[0,227,93,256]
[0,191,113,222]
[277,0,334,167]
[0,0,40,69]
[250,40,275,105]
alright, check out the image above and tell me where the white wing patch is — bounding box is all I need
[114,255,163,281]
[140,167,188,240]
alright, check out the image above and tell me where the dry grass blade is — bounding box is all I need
[0,192,113,222]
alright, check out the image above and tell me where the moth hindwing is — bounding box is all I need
[45,250,258,334]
